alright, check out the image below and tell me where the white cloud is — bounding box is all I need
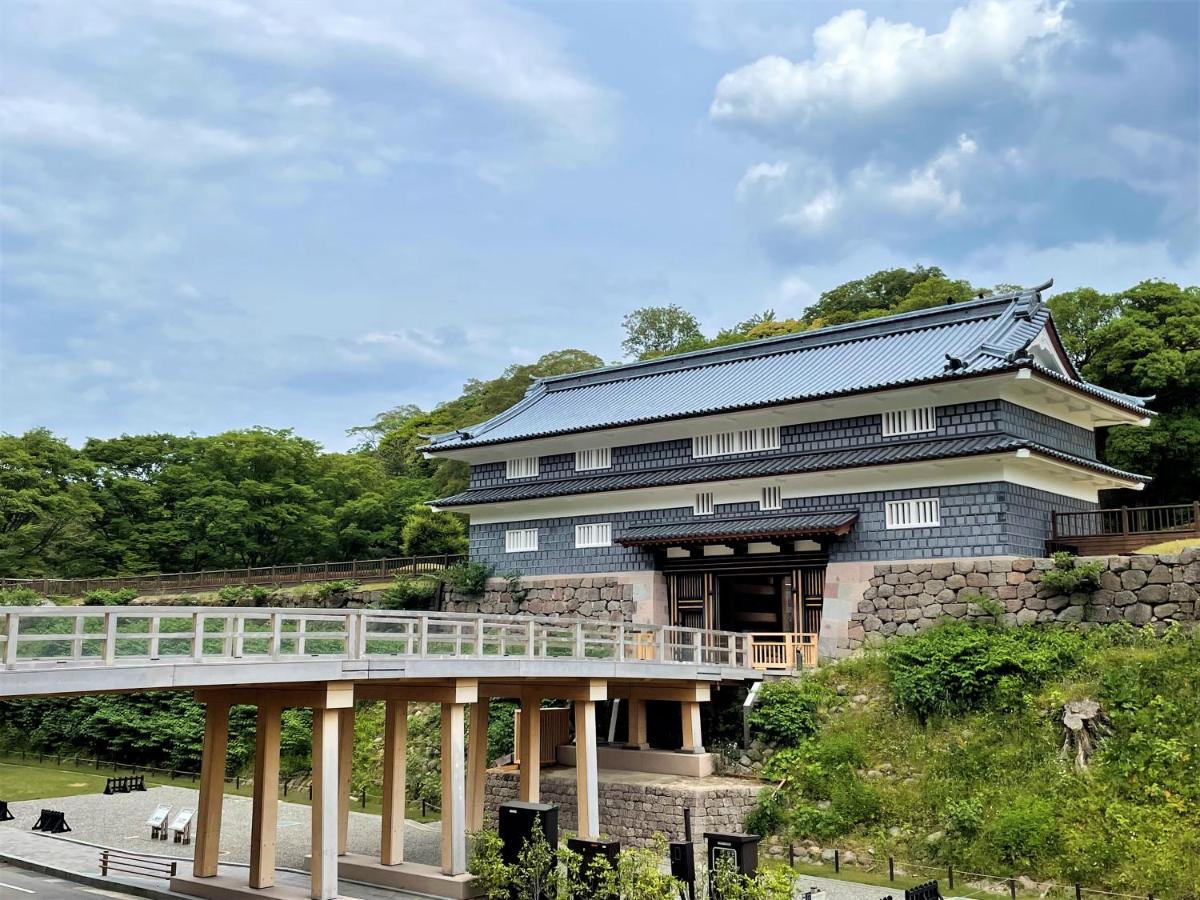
[736,161,789,197]
[288,88,334,109]
[888,133,977,215]
[711,0,1068,135]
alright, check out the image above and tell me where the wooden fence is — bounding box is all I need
[0,554,465,598]
[1049,502,1200,555]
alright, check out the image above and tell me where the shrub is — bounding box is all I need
[380,576,440,610]
[747,678,827,746]
[982,796,1060,867]
[1041,551,1104,594]
[885,621,1086,721]
[316,579,360,601]
[0,587,43,606]
[216,584,275,606]
[745,788,789,836]
[82,588,138,606]
[401,506,468,557]
[440,561,492,595]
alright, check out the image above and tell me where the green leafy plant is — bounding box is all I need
[441,561,492,595]
[82,588,138,606]
[380,575,440,610]
[467,828,512,900]
[1041,552,1104,594]
[0,587,43,606]
[747,678,827,746]
[216,584,275,606]
[315,579,361,601]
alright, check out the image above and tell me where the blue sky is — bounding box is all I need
[2,0,1197,450]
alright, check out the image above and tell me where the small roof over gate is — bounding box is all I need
[616,512,858,548]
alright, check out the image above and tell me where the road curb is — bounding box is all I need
[0,851,185,900]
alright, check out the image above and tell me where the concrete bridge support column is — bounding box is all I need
[380,699,408,866]
[193,698,230,878]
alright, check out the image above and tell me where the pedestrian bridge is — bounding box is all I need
[1,607,760,900]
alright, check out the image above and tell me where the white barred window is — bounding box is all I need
[761,486,782,510]
[885,498,941,529]
[505,456,539,479]
[881,406,936,437]
[505,528,539,552]
[694,491,715,516]
[575,447,611,471]
[693,426,780,459]
[575,523,612,548]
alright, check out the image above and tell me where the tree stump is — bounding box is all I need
[1060,699,1111,769]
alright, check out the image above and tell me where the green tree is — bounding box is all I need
[400,505,467,556]
[621,305,705,359]
[803,265,946,325]
[1082,280,1200,503]
[1046,287,1124,369]
[0,429,101,577]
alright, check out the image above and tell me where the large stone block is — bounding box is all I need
[1124,603,1153,626]
[1121,570,1148,591]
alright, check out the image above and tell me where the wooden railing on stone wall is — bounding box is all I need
[0,554,465,598]
[1050,503,1200,555]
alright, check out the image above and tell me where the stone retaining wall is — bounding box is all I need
[850,549,1199,650]
[483,769,760,847]
[444,572,664,623]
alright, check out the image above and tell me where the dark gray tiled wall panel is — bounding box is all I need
[467,483,1099,573]
[467,401,1097,488]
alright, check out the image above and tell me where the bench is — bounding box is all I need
[32,809,71,834]
[146,803,172,840]
[104,774,146,795]
[169,807,195,844]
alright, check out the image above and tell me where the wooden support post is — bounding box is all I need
[380,700,408,866]
[337,706,354,855]
[193,699,229,878]
[440,702,467,876]
[624,697,649,750]
[680,701,704,754]
[311,708,339,900]
[249,704,282,888]
[574,700,599,839]
[518,693,541,803]
[466,700,490,832]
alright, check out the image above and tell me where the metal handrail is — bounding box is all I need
[0,607,753,672]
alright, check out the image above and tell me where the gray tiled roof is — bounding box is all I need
[616,512,859,547]
[432,433,1148,507]
[425,288,1151,453]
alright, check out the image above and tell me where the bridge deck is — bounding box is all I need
[0,606,759,698]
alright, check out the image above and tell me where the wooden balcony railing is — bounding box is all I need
[0,554,466,598]
[1050,502,1200,555]
[747,632,818,671]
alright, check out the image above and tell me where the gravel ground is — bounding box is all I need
[0,785,440,870]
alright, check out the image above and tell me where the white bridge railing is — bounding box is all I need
[0,607,752,672]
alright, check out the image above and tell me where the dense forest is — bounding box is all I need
[2,268,1196,579]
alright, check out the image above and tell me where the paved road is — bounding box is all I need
[0,862,144,900]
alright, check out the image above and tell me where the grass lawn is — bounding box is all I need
[1134,538,1199,554]
[0,758,437,823]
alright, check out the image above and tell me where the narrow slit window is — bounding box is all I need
[761,486,782,510]
[575,523,612,548]
[693,426,780,459]
[505,456,539,479]
[694,491,715,516]
[575,448,611,471]
[885,498,941,529]
[881,406,937,437]
[505,528,539,552]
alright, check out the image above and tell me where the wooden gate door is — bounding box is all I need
[667,572,716,629]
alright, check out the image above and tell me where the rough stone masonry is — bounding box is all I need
[851,549,1199,651]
